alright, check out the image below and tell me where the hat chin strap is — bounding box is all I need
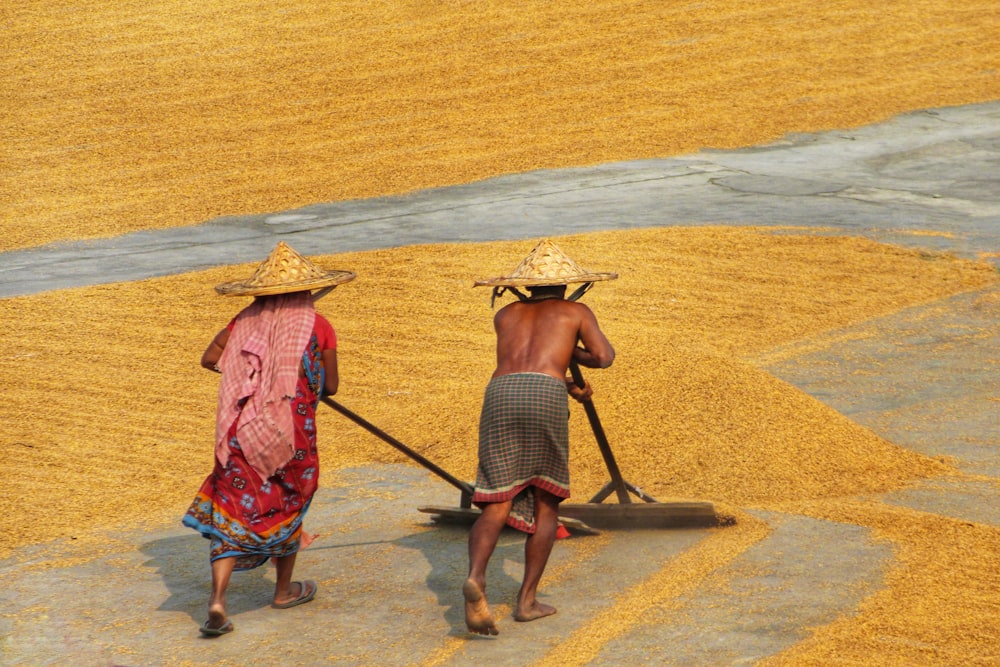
[567,282,593,302]
[312,285,337,301]
[491,285,526,308]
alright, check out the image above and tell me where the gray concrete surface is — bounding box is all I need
[2,101,999,298]
[1,101,998,666]
[0,466,891,667]
[762,284,1000,480]
[591,511,892,666]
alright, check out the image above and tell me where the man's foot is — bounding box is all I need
[463,578,499,636]
[514,598,557,622]
[199,605,233,636]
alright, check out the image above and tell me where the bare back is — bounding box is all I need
[492,298,614,380]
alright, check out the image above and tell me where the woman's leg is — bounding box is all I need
[272,551,299,604]
[207,556,236,629]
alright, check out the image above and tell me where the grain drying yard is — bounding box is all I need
[1,2,999,665]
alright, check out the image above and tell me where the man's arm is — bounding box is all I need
[573,305,615,369]
[565,377,594,403]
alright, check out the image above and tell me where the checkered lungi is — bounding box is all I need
[473,372,571,533]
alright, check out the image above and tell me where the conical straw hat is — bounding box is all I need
[215,242,356,296]
[474,239,617,287]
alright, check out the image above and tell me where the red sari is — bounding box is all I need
[183,312,335,570]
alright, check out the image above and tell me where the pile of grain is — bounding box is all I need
[3,0,999,251]
[3,229,996,664]
[1,228,994,555]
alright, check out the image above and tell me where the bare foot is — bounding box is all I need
[463,578,499,636]
[514,598,557,622]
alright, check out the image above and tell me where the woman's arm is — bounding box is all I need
[201,328,230,372]
[322,348,339,395]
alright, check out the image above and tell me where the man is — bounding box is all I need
[465,239,617,636]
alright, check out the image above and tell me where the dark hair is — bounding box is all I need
[527,284,567,296]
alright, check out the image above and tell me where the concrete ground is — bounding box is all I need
[1,100,997,666]
[2,101,998,298]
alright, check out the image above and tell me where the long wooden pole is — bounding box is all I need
[568,360,633,504]
[321,396,475,507]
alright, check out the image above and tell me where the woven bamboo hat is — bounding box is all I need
[215,242,356,296]
[474,239,618,288]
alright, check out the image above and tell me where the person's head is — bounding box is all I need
[473,239,617,308]
[527,285,566,300]
[252,289,313,304]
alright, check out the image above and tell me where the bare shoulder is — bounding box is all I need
[493,300,521,321]
[559,299,595,318]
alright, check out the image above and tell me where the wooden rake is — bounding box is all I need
[317,283,723,532]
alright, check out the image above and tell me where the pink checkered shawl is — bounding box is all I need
[214,291,316,479]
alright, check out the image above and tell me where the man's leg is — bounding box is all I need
[464,499,511,635]
[515,488,560,622]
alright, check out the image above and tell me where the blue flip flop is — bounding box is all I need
[272,580,317,609]
[199,619,234,636]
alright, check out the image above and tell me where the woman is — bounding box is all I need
[183,242,355,637]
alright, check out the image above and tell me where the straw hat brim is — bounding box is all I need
[474,271,618,288]
[215,270,357,296]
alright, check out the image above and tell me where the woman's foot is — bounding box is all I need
[272,580,318,609]
[199,604,233,636]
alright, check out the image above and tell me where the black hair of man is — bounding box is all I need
[526,285,567,299]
